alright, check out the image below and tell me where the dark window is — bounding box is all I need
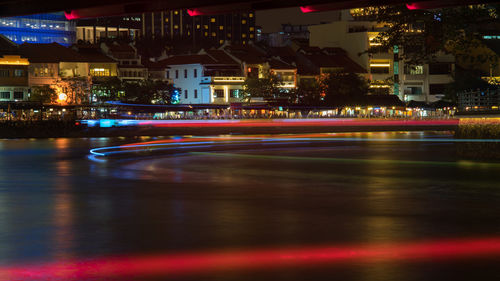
[131,61,137,65]
[123,61,130,65]
[1,92,10,99]
[215,89,224,98]
[184,69,187,78]
[166,71,170,79]
[184,89,188,99]
[370,67,390,74]
[14,69,25,77]
[0,70,9,77]
[13,91,23,99]
[429,84,448,95]
[429,63,451,75]
[194,89,198,98]
[194,69,197,78]
[404,87,422,95]
[175,70,179,79]
[230,89,239,98]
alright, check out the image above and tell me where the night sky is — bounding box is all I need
[256,7,342,33]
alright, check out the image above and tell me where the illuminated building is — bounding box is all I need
[100,42,147,82]
[141,10,256,47]
[76,16,141,44]
[0,35,29,102]
[158,49,243,104]
[308,9,454,103]
[0,12,76,46]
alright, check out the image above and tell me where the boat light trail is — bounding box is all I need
[190,152,500,168]
[2,237,500,280]
[80,118,459,128]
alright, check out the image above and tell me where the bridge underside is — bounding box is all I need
[0,0,492,18]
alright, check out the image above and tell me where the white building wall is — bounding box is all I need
[166,64,203,104]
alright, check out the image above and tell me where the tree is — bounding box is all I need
[292,78,322,105]
[123,79,175,104]
[240,74,288,102]
[319,73,369,106]
[30,85,57,104]
[444,67,493,102]
[92,77,124,101]
[62,77,92,104]
[368,5,499,66]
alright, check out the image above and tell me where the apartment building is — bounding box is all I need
[308,9,454,103]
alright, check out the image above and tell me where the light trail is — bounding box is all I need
[81,118,460,128]
[89,134,500,160]
[190,152,500,168]
[2,237,500,280]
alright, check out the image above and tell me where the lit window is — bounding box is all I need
[219,25,223,30]
[227,33,231,37]
[211,18,216,23]
[243,41,246,45]
[250,34,254,38]
[174,10,179,15]
[242,33,247,38]
[204,32,208,36]
[212,32,216,37]
[241,19,247,24]
[219,39,224,44]
[249,13,254,18]
[204,25,208,29]
[174,25,178,29]
[165,18,169,22]
[249,27,254,31]
[196,24,200,29]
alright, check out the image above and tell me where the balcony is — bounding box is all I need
[201,76,245,84]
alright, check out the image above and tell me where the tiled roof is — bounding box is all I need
[223,44,267,64]
[301,48,366,74]
[75,45,117,63]
[19,42,86,63]
[158,54,216,66]
[205,49,239,65]
[0,35,19,55]
[268,58,295,70]
[107,42,135,53]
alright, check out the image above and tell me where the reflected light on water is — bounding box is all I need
[2,237,500,280]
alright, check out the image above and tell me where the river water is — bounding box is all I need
[0,131,499,280]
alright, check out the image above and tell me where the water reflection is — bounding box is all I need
[0,132,500,281]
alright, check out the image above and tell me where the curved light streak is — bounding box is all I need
[89,134,500,161]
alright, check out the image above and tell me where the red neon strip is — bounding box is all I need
[149,120,459,128]
[2,237,500,279]
[300,6,318,13]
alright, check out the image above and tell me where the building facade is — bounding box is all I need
[0,12,76,46]
[308,9,454,103]
[76,16,142,44]
[0,35,29,102]
[159,49,244,104]
[142,10,256,46]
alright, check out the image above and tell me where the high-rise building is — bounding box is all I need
[76,16,142,44]
[141,10,256,46]
[0,12,76,46]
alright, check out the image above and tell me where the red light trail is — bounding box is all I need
[145,119,459,128]
[2,237,500,280]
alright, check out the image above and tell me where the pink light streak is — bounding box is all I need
[144,119,459,128]
[300,6,319,13]
[2,237,500,280]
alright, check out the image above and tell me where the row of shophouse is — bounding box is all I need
[1,32,369,105]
